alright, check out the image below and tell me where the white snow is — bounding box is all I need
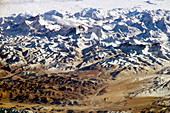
[0,0,170,17]
[0,0,170,73]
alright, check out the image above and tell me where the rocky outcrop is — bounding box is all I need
[0,71,104,105]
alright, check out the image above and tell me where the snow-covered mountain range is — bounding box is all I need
[0,0,170,17]
[0,8,170,76]
[0,1,170,112]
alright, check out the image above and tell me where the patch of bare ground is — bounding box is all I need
[0,65,170,112]
[0,97,170,112]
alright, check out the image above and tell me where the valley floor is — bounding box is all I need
[0,71,170,113]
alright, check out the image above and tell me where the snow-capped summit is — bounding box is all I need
[0,8,170,75]
[0,0,170,17]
